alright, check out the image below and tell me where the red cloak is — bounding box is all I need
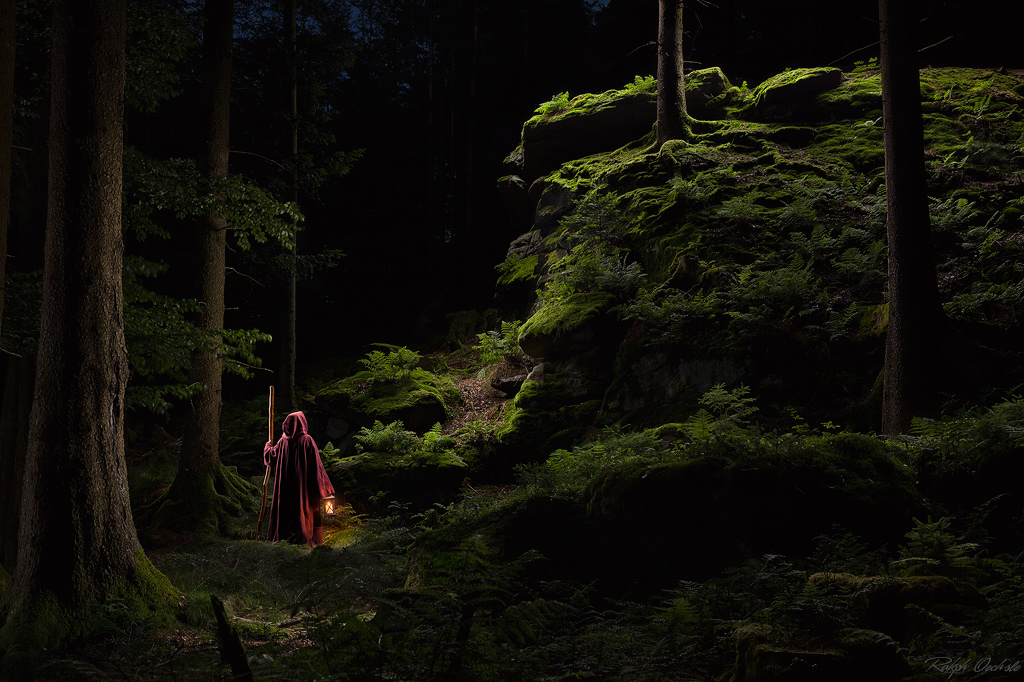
[263,411,335,546]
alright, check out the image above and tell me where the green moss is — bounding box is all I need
[547,138,658,195]
[312,367,460,430]
[519,292,615,342]
[352,368,458,419]
[812,121,885,171]
[747,67,843,107]
[816,71,882,110]
[524,82,655,131]
[0,548,179,667]
[496,253,538,289]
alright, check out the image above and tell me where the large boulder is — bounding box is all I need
[746,66,845,121]
[584,433,924,586]
[510,89,656,182]
[508,68,738,183]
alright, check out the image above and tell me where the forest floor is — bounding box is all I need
[36,372,516,680]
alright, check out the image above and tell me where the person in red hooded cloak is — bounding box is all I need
[263,411,335,546]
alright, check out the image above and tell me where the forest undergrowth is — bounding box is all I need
[35,371,1024,682]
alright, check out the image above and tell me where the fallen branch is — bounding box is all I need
[211,595,256,682]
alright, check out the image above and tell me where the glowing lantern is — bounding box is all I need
[321,495,337,516]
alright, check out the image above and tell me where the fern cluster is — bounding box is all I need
[534,90,571,115]
[473,320,527,366]
[358,344,421,381]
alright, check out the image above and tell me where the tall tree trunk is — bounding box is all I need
[655,0,686,145]
[0,0,12,345]
[0,0,175,657]
[879,0,943,434]
[0,0,18,577]
[145,0,256,533]
[280,0,298,412]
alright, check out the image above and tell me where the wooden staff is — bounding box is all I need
[257,385,274,537]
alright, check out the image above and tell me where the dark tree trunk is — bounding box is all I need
[879,0,943,434]
[0,0,174,655]
[656,0,686,145]
[146,0,256,533]
[280,0,298,412]
[0,0,18,576]
[0,0,12,344]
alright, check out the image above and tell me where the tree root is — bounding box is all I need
[138,462,259,537]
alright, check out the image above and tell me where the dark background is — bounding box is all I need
[6,0,1023,391]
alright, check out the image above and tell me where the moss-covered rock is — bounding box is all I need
[495,66,1024,439]
[518,292,616,359]
[512,85,657,182]
[808,573,986,644]
[726,623,910,682]
[310,367,460,436]
[584,433,923,586]
[745,66,845,121]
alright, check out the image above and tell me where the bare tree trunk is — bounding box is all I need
[280,0,299,412]
[147,0,257,533]
[656,0,686,145]
[879,0,943,434]
[0,0,174,656]
[0,0,12,345]
[0,0,18,577]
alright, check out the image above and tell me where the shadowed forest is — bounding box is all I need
[1,0,1024,680]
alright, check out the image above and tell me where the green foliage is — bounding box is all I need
[670,177,716,203]
[682,383,759,440]
[555,189,629,236]
[125,0,197,113]
[539,239,647,306]
[123,149,301,252]
[320,441,342,468]
[421,422,457,455]
[534,90,571,115]
[358,344,422,381]
[894,516,985,583]
[354,420,462,464]
[624,74,656,94]
[515,426,664,500]
[122,256,271,413]
[908,397,1024,470]
[355,420,422,455]
[473,320,526,365]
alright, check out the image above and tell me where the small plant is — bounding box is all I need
[682,383,758,440]
[456,418,497,444]
[358,344,421,381]
[534,91,571,115]
[473,320,527,366]
[539,239,647,305]
[670,177,715,203]
[624,74,656,94]
[893,516,983,583]
[320,441,343,467]
[354,420,420,455]
[420,423,457,455]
